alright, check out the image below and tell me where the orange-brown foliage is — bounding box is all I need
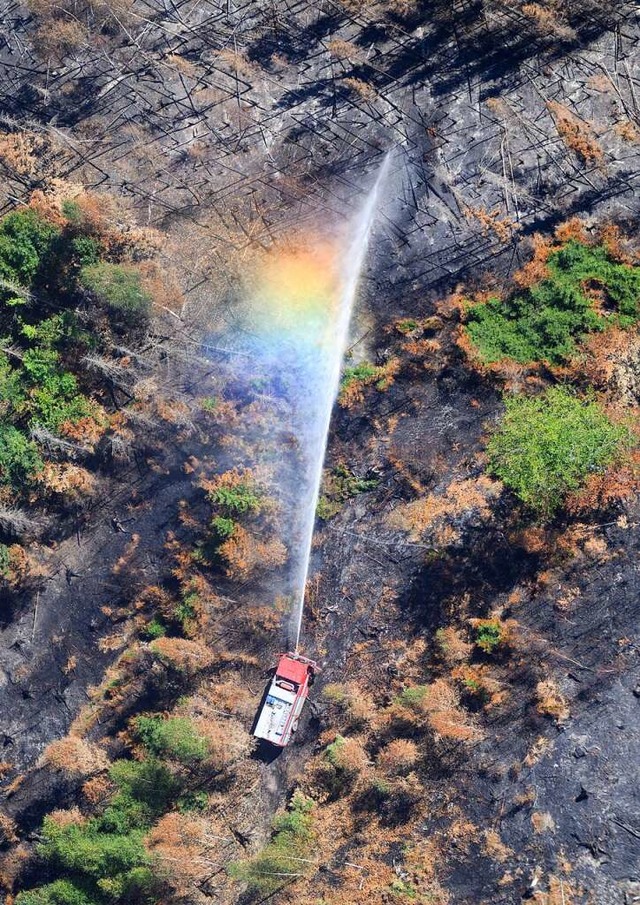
[376,739,419,775]
[513,234,553,288]
[338,359,400,409]
[150,637,215,674]
[36,462,97,502]
[436,625,473,665]
[0,545,36,592]
[0,133,43,178]
[463,205,517,243]
[342,77,376,100]
[39,736,108,778]
[536,679,569,722]
[0,814,17,845]
[566,452,640,514]
[46,808,86,829]
[59,414,107,446]
[147,811,233,896]
[521,3,575,39]
[32,19,89,62]
[388,476,501,541]
[547,101,604,165]
[82,774,114,805]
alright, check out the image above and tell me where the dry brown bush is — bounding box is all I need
[536,679,569,722]
[0,133,42,177]
[483,828,512,862]
[46,808,86,829]
[36,463,97,504]
[193,679,256,721]
[463,205,517,243]
[39,736,108,778]
[342,78,376,101]
[321,682,376,730]
[565,452,640,515]
[389,678,483,743]
[0,545,41,593]
[150,637,215,674]
[82,774,114,805]
[198,717,255,771]
[32,19,89,62]
[376,739,419,775]
[521,3,576,40]
[0,814,17,845]
[547,101,604,165]
[338,358,400,409]
[0,843,30,895]
[452,664,507,709]
[327,38,361,60]
[435,626,473,666]
[218,528,287,580]
[531,811,556,834]
[388,476,501,541]
[147,811,233,897]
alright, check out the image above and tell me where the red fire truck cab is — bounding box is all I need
[253,652,317,747]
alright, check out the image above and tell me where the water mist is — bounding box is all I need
[289,152,392,649]
[214,153,391,652]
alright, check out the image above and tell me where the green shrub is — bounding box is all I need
[200,396,218,412]
[80,263,151,326]
[211,515,236,539]
[487,386,629,515]
[135,715,209,764]
[396,685,429,708]
[0,543,10,577]
[17,757,178,905]
[229,791,314,894]
[16,879,99,905]
[340,361,379,391]
[142,618,165,640]
[390,879,419,899]
[0,424,43,486]
[395,319,419,334]
[70,236,101,267]
[466,240,640,363]
[36,817,154,902]
[108,758,179,816]
[207,482,261,515]
[473,620,504,654]
[316,464,379,520]
[177,790,208,812]
[0,209,59,288]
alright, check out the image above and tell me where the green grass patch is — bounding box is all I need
[487,386,630,515]
[396,685,429,708]
[465,241,640,363]
[80,263,152,327]
[135,715,209,764]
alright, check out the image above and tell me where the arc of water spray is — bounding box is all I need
[292,150,392,651]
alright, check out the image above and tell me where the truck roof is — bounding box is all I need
[276,654,310,685]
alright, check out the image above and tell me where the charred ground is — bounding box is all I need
[0,1,640,904]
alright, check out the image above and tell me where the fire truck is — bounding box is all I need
[253,652,317,747]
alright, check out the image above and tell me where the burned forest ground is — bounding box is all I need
[1,2,640,905]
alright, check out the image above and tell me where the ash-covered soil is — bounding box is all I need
[1,1,640,904]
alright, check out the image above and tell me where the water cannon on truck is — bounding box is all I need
[253,651,318,748]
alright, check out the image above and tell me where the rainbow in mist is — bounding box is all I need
[235,153,391,647]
